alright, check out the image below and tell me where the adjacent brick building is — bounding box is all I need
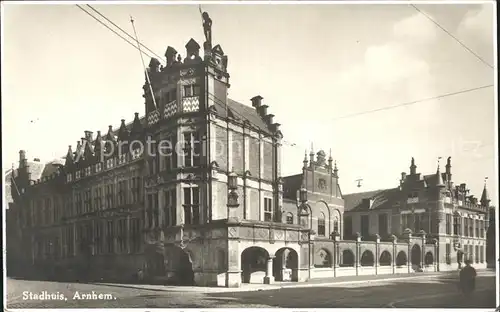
[343,157,492,271]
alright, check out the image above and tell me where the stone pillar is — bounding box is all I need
[374,234,380,274]
[225,240,241,288]
[264,256,275,284]
[391,235,397,274]
[421,234,426,270]
[356,233,361,276]
[407,233,412,273]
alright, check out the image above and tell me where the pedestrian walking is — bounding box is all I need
[459,260,477,297]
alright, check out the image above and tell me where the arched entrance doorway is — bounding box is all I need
[411,244,421,267]
[273,248,298,282]
[159,245,194,286]
[241,246,269,283]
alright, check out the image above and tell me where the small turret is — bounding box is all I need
[480,177,490,207]
[436,158,445,188]
[302,150,308,169]
[65,145,74,167]
[333,161,339,178]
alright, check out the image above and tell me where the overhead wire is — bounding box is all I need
[75,5,496,162]
[75,4,156,61]
[85,4,165,63]
[329,84,494,122]
[411,4,494,70]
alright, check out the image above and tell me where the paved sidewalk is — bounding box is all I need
[92,269,484,294]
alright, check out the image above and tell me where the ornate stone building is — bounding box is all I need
[6,15,494,287]
[343,157,491,272]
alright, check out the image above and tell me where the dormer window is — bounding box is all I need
[106,158,114,169]
[184,84,200,97]
[132,148,142,160]
[119,153,127,164]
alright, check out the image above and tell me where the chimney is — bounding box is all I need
[19,150,27,168]
[265,114,274,125]
[258,105,268,117]
[251,95,263,109]
[272,123,281,132]
[84,131,93,141]
[401,172,407,181]
[33,158,40,162]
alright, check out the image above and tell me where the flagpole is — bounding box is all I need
[130,16,158,111]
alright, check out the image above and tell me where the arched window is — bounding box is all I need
[318,213,326,236]
[333,217,339,234]
[286,213,294,225]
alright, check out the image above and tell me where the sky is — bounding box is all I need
[2,2,497,206]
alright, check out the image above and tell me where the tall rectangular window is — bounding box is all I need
[453,214,460,235]
[183,132,201,167]
[446,214,452,234]
[464,218,469,237]
[75,193,82,215]
[105,184,114,210]
[118,180,127,206]
[147,194,154,228]
[468,218,473,238]
[117,219,127,253]
[131,177,141,203]
[162,135,174,171]
[106,221,113,253]
[183,187,200,225]
[164,189,176,227]
[286,213,293,225]
[480,220,485,238]
[361,215,369,238]
[475,245,479,263]
[413,214,419,232]
[378,213,388,237]
[264,198,273,222]
[318,214,326,236]
[130,218,141,253]
[344,216,353,238]
[446,243,451,264]
[475,220,479,238]
[401,214,408,232]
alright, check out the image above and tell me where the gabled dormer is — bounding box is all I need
[130,112,144,140]
[65,145,74,168]
[104,125,117,158]
[184,38,202,64]
[94,131,103,157]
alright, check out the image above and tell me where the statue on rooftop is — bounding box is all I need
[202,12,212,46]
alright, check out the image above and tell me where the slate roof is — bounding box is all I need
[343,188,400,212]
[423,172,447,186]
[211,98,273,134]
